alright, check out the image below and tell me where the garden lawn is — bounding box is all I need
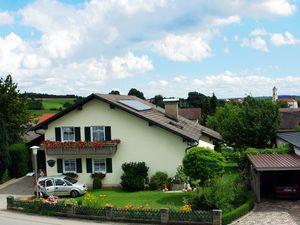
[79,188,192,210]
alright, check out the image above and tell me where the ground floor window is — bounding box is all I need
[93,158,106,173]
[64,159,76,172]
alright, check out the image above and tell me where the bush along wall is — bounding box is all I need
[8,143,29,178]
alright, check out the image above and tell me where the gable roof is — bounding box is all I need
[277,132,300,148]
[178,108,201,121]
[31,93,222,142]
[37,113,55,124]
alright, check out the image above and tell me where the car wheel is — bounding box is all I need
[71,190,79,198]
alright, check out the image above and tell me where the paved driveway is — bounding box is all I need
[232,199,300,225]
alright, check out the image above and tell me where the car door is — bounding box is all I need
[44,179,55,196]
[54,178,69,196]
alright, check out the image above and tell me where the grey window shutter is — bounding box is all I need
[85,127,91,141]
[86,158,92,173]
[106,158,112,173]
[55,128,61,141]
[57,158,63,173]
[105,126,111,141]
[75,127,81,141]
[76,158,82,173]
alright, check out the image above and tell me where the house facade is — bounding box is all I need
[32,94,221,187]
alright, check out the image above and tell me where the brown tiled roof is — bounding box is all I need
[178,108,201,121]
[279,108,300,129]
[248,154,300,171]
[31,93,222,142]
[95,94,222,142]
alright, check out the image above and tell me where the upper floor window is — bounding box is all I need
[92,126,105,141]
[62,127,75,142]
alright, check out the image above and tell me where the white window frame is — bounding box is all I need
[61,127,75,142]
[93,158,106,174]
[91,126,106,141]
[63,159,76,173]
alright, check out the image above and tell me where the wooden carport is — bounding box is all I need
[248,154,300,202]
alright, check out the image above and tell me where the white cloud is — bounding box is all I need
[270,32,300,45]
[241,37,269,52]
[146,71,300,98]
[251,29,268,36]
[0,11,14,25]
[210,15,240,27]
[153,31,213,62]
[111,52,153,79]
[173,76,187,82]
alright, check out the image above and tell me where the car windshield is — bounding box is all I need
[64,176,77,184]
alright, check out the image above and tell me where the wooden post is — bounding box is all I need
[105,205,113,220]
[160,208,169,223]
[66,203,74,216]
[6,196,14,210]
[213,209,222,225]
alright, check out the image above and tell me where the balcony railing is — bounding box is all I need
[40,140,120,156]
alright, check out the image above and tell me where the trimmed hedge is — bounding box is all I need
[8,143,29,178]
[222,192,254,225]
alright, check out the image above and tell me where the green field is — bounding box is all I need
[29,98,76,117]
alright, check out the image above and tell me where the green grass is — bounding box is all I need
[29,98,75,116]
[42,98,75,109]
[78,188,192,210]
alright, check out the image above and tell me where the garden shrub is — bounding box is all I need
[183,147,224,185]
[190,176,248,214]
[120,162,149,191]
[93,177,102,190]
[8,143,29,178]
[221,147,241,163]
[222,192,254,225]
[173,165,188,184]
[149,171,170,190]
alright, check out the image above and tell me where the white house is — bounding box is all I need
[31,94,221,187]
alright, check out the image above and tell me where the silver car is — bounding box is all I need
[37,176,87,198]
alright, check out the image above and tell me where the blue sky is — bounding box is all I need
[0,0,299,98]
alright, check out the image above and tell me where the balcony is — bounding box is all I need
[40,140,120,156]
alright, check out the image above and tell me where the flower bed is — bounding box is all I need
[41,140,121,149]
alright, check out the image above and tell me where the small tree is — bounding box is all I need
[182,147,224,186]
[109,90,120,95]
[128,88,145,99]
[120,162,149,191]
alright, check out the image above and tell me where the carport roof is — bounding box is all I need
[248,154,300,171]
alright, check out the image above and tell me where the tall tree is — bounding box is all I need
[206,96,280,148]
[109,90,120,95]
[128,88,145,99]
[0,75,31,145]
[0,118,9,178]
[151,95,164,108]
[210,93,218,114]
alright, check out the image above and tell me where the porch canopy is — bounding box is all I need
[248,154,300,171]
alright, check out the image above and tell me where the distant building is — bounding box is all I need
[178,108,202,124]
[278,98,298,108]
[272,86,278,102]
[279,108,300,130]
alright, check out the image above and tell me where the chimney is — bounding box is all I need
[163,98,179,121]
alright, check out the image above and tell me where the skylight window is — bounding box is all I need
[118,99,152,111]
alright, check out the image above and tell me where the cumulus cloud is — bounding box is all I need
[153,31,213,62]
[0,11,14,25]
[146,71,300,98]
[210,15,240,27]
[241,37,269,52]
[111,52,153,79]
[270,32,300,45]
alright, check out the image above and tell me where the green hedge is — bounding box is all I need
[222,193,254,225]
[8,143,29,178]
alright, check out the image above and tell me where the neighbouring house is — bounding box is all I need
[279,108,300,130]
[248,131,300,202]
[30,93,221,187]
[37,113,55,124]
[279,98,298,108]
[178,108,202,124]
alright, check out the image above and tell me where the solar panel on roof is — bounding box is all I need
[118,99,152,111]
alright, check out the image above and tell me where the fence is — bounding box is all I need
[7,196,221,225]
